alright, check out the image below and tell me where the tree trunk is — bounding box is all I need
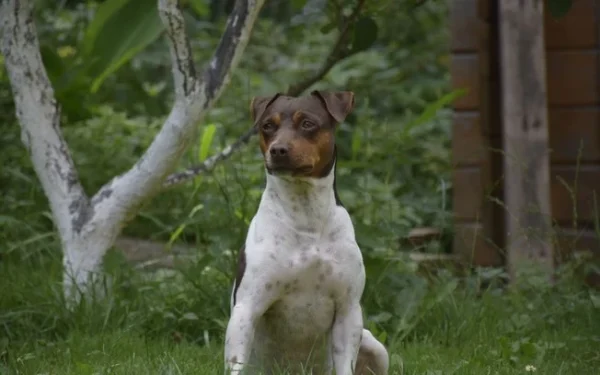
[62,235,114,305]
[0,0,265,306]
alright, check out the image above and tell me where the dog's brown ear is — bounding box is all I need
[311,90,355,124]
[250,93,281,125]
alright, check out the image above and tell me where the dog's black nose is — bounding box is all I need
[269,144,288,157]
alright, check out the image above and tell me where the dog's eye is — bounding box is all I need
[261,122,276,132]
[300,120,317,131]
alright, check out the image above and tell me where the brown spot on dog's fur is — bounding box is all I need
[271,113,281,126]
[292,110,303,123]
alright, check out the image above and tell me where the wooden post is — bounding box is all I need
[498,0,553,282]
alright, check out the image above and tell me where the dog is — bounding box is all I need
[224,91,389,375]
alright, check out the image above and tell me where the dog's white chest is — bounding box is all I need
[228,172,367,373]
[239,202,364,351]
[260,240,342,338]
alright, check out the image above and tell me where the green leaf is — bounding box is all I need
[198,123,218,162]
[180,312,199,321]
[403,88,466,132]
[320,21,337,34]
[547,0,572,18]
[167,223,186,249]
[291,0,308,11]
[351,17,378,53]
[188,203,205,218]
[188,0,210,17]
[81,0,164,93]
[39,45,65,83]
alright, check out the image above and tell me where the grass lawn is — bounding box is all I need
[3,319,599,375]
[1,256,599,374]
[3,288,599,374]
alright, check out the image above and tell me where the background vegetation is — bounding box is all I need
[1,0,598,374]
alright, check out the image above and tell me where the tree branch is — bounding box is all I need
[158,0,197,98]
[0,0,89,238]
[2,0,266,302]
[162,0,367,188]
[91,0,265,228]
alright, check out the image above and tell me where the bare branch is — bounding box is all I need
[164,126,256,187]
[163,0,367,188]
[91,0,265,226]
[0,0,89,237]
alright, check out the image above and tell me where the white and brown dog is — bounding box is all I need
[224,91,389,375]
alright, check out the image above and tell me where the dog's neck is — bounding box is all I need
[261,162,337,235]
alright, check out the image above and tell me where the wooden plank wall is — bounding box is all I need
[451,0,600,273]
[450,0,504,267]
[545,0,600,267]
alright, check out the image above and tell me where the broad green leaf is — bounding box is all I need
[40,44,65,84]
[187,0,210,17]
[547,0,572,18]
[81,0,130,57]
[81,0,164,93]
[198,123,218,162]
[403,88,466,132]
[351,17,378,53]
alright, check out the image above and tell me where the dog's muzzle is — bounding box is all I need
[266,144,312,176]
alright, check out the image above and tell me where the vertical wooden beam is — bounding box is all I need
[498,0,553,281]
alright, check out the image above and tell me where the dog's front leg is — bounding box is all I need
[331,301,363,375]
[224,303,261,375]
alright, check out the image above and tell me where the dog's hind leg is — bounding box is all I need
[354,329,389,375]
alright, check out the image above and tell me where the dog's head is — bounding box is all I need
[250,90,355,178]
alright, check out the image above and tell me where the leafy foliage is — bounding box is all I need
[1,0,453,343]
[4,1,594,373]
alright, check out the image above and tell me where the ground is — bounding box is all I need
[4,326,598,375]
[3,277,599,375]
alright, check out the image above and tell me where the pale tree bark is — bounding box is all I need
[0,0,265,306]
[162,0,367,188]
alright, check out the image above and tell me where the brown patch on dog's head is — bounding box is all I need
[250,90,355,178]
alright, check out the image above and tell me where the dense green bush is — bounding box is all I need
[1,0,454,346]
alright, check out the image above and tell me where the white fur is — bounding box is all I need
[224,164,389,375]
